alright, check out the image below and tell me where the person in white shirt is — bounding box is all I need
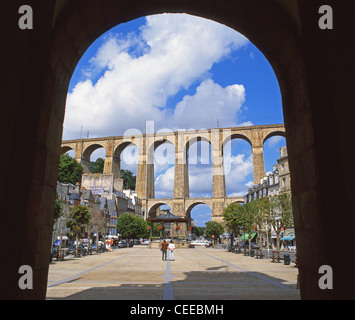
[168,240,175,261]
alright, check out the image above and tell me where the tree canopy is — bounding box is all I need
[90,158,105,174]
[117,212,148,239]
[53,198,62,224]
[120,170,136,190]
[58,153,83,185]
[222,193,294,250]
[66,205,91,236]
[205,221,224,240]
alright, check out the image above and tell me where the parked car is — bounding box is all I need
[190,240,206,246]
[68,244,85,255]
[242,242,260,249]
[117,240,127,248]
[205,241,213,248]
[92,244,105,252]
[51,246,68,261]
[141,240,150,245]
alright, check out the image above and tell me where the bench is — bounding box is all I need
[234,247,242,254]
[56,252,65,261]
[74,249,82,258]
[270,251,297,266]
[243,248,250,256]
[55,248,67,261]
[270,251,282,263]
[292,257,298,267]
[255,249,264,259]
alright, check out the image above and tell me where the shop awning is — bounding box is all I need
[57,236,68,240]
[240,232,257,240]
[280,236,295,241]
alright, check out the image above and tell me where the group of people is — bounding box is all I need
[160,240,175,261]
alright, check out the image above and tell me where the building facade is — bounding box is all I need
[244,147,294,249]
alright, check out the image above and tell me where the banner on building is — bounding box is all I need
[81,174,114,198]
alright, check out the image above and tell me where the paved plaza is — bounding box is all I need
[46,246,300,300]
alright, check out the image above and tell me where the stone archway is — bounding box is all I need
[2,1,353,300]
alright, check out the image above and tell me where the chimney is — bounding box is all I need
[114,178,124,192]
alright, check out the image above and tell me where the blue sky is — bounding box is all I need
[64,14,286,227]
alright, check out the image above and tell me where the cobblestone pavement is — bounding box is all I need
[46,246,300,300]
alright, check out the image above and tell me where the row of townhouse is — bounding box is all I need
[243,147,295,249]
[53,174,144,246]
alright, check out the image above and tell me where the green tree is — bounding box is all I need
[266,193,294,251]
[66,205,91,253]
[120,170,136,190]
[147,221,161,238]
[53,198,62,224]
[90,158,105,174]
[117,212,148,240]
[223,202,244,246]
[58,153,83,185]
[253,197,269,250]
[191,226,205,237]
[197,227,205,237]
[243,201,257,251]
[205,221,224,243]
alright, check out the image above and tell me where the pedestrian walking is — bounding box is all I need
[168,240,175,261]
[161,240,168,261]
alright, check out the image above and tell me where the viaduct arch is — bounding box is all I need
[1,0,353,300]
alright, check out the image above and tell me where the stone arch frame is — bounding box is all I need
[222,133,253,193]
[47,3,311,297]
[262,130,287,174]
[113,140,140,177]
[262,130,287,146]
[146,138,176,199]
[185,135,212,166]
[185,135,212,156]
[5,0,351,301]
[81,143,106,173]
[148,202,173,219]
[147,138,176,165]
[222,133,253,152]
[185,201,212,221]
[231,200,244,205]
[82,143,106,160]
[184,135,213,198]
[60,145,74,155]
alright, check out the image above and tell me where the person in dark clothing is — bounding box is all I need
[161,240,168,261]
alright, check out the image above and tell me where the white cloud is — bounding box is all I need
[225,154,253,196]
[155,166,175,198]
[171,79,245,129]
[63,13,249,139]
[266,136,284,148]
